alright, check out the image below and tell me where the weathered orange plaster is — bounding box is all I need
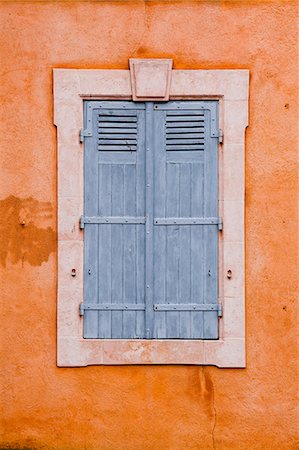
[1,1,298,449]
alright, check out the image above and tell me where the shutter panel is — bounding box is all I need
[83,102,146,338]
[83,100,219,340]
[153,101,219,339]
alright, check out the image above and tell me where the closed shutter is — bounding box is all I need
[83,102,146,338]
[82,100,219,339]
[152,102,219,339]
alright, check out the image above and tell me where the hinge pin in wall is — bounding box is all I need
[218,129,223,144]
[79,216,85,229]
[79,303,85,316]
[79,129,84,143]
[218,218,223,231]
[218,304,223,318]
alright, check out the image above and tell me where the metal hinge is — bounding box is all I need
[80,215,146,228]
[80,302,223,317]
[218,217,223,231]
[154,217,222,226]
[218,303,223,318]
[218,129,223,144]
[153,303,223,316]
[79,216,85,229]
[79,129,92,143]
[79,303,84,316]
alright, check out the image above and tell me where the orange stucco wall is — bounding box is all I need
[0,1,298,449]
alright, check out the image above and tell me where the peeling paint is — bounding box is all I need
[0,196,56,267]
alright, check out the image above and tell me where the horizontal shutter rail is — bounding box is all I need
[98,152,136,164]
[85,304,146,310]
[92,102,145,110]
[154,217,222,227]
[80,303,146,315]
[153,101,216,110]
[81,303,221,313]
[153,304,220,312]
[80,215,146,228]
[166,151,204,163]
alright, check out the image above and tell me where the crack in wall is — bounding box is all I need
[201,367,217,450]
[210,372,217,450]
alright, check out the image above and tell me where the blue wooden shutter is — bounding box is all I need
[83,101,146,338]
[152,101,219,339]
[82,100,219,340]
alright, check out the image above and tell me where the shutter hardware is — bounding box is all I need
[80,128,222,144]
[154,303,223,317]
[79,303,146,316]
[79,303,85,316]
[80,216,223,230]
[79,128,92,143]
[154,217,223,230]
[80,303,223,317]
[79,215,146,229]
[216,129,223,144]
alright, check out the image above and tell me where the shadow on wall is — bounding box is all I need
[0,196,56,267]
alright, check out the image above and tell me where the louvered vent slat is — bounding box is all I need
[98,123,137,128]
[98,116,137,123]
[165,112,205,151]
[98,113,138,151]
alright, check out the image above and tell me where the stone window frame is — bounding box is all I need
[54,62,248,367]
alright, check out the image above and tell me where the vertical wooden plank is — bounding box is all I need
[165,163,180,338]
[203,108,219,339]
[153,109,167,338]
[97,163,112,338]
[83,105,99,338]
[135,110,146,338]
[144,102,154,338]
[111,164,124,338]
[123,163,137,338]
[203,223,218,338]
[178,163,191,338]
[135,226,145,338]
[190,162,204,338]
[84,226,99,337]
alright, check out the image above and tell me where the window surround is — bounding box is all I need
[54,62,248,367]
